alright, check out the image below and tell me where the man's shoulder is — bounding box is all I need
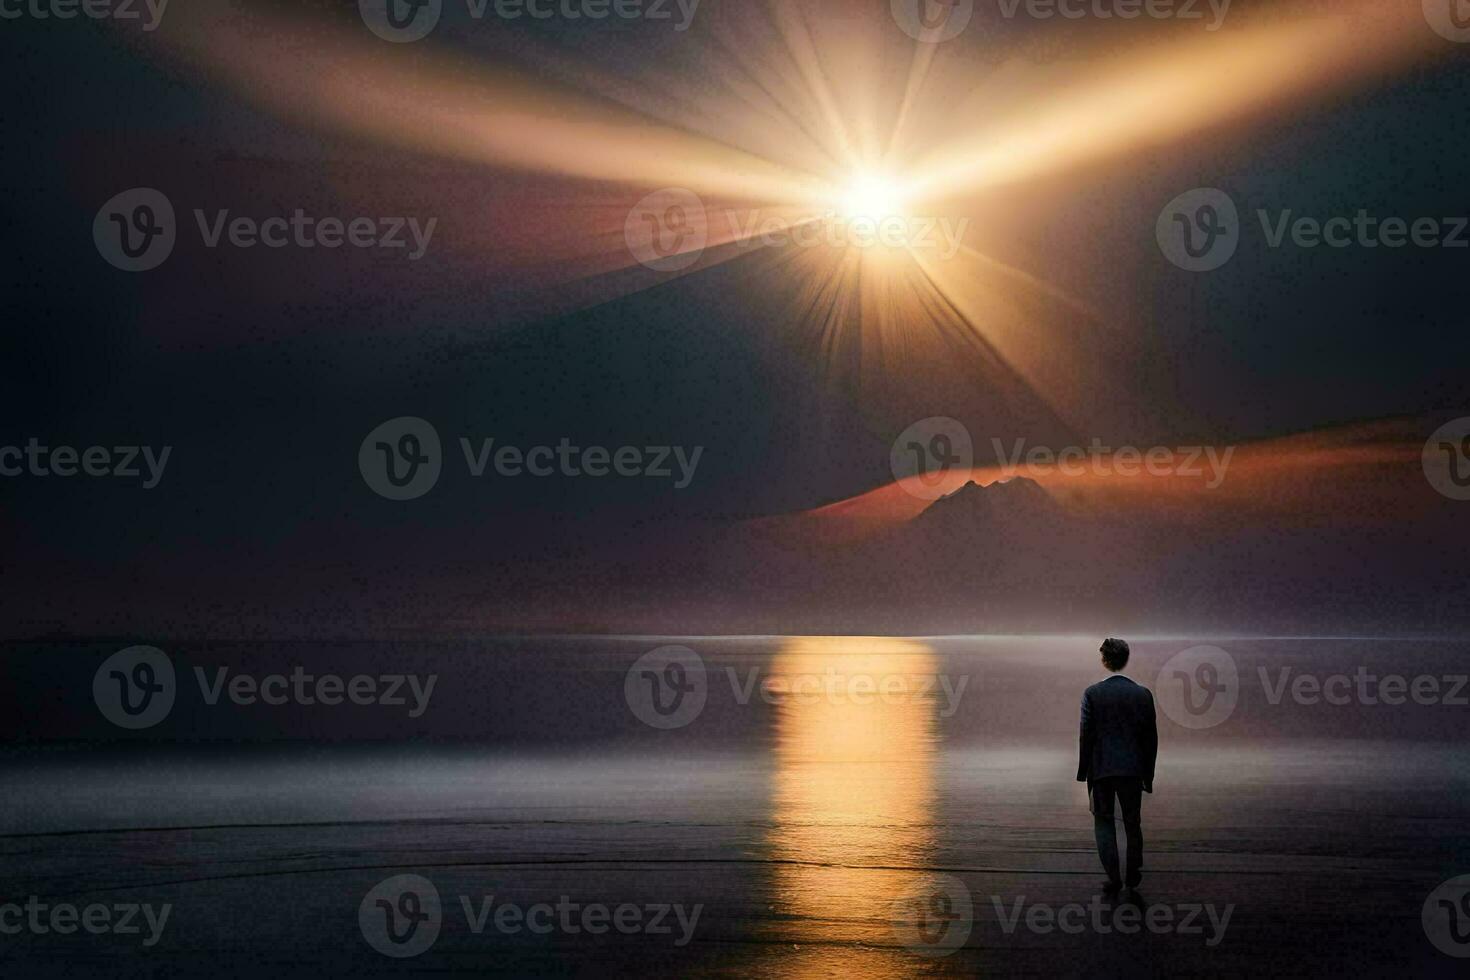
[1086,675,1154,699]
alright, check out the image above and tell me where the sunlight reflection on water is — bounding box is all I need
[764,636,950,977]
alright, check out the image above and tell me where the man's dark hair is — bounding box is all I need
[1100,638,1131,672]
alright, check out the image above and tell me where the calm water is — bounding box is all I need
[4,636,1470,976]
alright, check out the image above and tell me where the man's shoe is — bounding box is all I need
[1102,880,1123,896]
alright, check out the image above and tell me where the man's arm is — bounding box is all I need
[1076,689,1093,783]
[1141,690,1158,793]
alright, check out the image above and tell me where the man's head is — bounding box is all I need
[1100,637,1131,673]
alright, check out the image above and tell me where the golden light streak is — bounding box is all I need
[763,636,944,978]
[140,0,1449,428]
[157,1,832,207]
[904,1,1436,203]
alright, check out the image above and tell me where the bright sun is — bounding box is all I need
[838,173,906,222]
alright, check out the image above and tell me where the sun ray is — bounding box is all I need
[157,0,833,206]
[905,0,1437,203]
[140,0,1448,430]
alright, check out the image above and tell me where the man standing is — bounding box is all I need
[1077,638,1158,895]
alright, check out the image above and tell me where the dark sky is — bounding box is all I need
[2,0,1468,637]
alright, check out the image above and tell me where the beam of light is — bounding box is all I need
[902,1,1438,203]
[732,234,1077,438]
[155,1,835,208]
[838,171,907,222]
[140,0,1448,432]
[908,241,1113,430]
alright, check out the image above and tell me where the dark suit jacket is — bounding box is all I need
[1077,675,1158,791]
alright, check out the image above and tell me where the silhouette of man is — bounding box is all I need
[1077,638,1158,895]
